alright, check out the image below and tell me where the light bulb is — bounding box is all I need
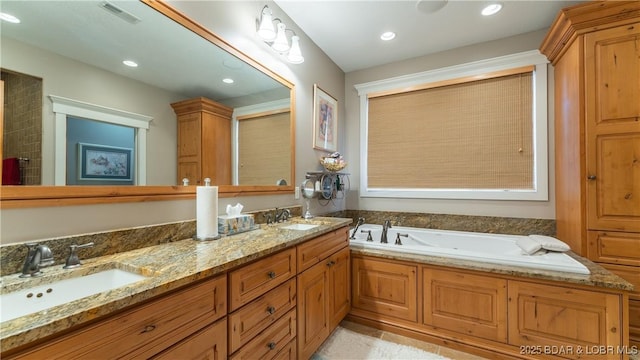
[257,7,276,41]
[271,23,290,53]
[287,36,304,64]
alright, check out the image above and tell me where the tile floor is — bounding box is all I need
[340,320,489,360]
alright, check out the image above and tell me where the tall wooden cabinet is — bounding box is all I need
[171,97,233,185]
[540,1,640,349]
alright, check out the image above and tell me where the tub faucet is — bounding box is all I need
[350,217,365,239]
[381,220,392,244]
[20,243,54,278]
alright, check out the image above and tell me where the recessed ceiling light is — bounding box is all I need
[122,60,138,67]
[481,3,502,16]
[222,78,234,84]
[0,12,21,24]
[380,31,396,41]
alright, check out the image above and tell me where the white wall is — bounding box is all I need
[0,0,346,244]
[343,29,556,219]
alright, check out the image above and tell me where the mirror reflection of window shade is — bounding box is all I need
[238,112,291,185]
[367,71,533,190]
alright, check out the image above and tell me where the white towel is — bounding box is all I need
[516,235,570,255]
[529,235,571,252]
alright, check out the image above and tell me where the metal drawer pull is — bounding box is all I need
[587,175,596,180]
[267,306,276,314]
[267,271,276,279]
[326,260,336,267]
[268,341,277,350]
[140,325,156,334]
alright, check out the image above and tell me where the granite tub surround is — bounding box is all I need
[0,206,302,276]
[330,210,556,236]
[0,215,347,353]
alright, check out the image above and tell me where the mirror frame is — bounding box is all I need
[0,0,296,209]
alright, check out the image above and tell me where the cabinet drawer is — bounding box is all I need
[272,339,296,360]
[10,275,227,359]
[152,318,227,360]
[230,309,296,360]
[228,278,296,353]
[630,300,640,348]
[297,226,348,272]
[587,231,640,266]
[600,263,640,300]
[229,248,296,311]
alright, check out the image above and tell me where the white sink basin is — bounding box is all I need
[1,268,147,323]
[280,223,320,231]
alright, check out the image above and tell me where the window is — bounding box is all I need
[355,51,548,200]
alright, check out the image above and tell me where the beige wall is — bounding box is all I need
[1,37,179,185]
[0,0,346,244]
[343,29,557,219]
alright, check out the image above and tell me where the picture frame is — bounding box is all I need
[312,84,338,152]
[78,142,133,181]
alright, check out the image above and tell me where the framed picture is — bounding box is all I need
[78,143,133,181]
[313,84,338,152]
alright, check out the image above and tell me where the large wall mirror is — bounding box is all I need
[1,0,295,207]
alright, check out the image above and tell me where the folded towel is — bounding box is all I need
[516,235,570,255]
[529,235,570,252]
[2,158,20,185]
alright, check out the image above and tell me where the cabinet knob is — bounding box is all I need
[587,175,596,180]
[267,306,276,315]
[267,342,277,350]
[326,260,336,267]
[267,271,276,279]
[140,325,156,334]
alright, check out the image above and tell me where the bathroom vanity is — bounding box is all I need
[0,218,352,360]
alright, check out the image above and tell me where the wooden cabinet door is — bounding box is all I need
[508,281,622,359]
[585,24,640,233]
[297,260,329,360]
[328,246,350,330]
[351,256,417,322]
[152,318,227,360]
[423,268,507,342]
[177,112,202,185]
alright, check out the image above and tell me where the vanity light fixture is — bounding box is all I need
[481,3,502,16]
[256,5,304,64]
[0,12,21,23]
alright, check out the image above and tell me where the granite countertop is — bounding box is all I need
[1,216,632,354]
[0,217,352,353]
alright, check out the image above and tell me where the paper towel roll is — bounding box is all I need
[196,185,219,240]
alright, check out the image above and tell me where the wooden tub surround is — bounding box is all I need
[349,251,633,360]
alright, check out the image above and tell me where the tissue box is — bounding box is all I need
[218,214,255,235]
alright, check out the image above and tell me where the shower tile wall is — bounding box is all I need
[2,70,42,185]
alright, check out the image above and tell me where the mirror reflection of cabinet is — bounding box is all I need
[171,97,232,186]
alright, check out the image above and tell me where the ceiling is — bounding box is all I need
[274,0,583,72]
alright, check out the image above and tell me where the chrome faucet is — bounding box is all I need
[381,220,392,244]
[275,208,291,223]
[20,243,54,278]
[350,217,365,239]
[64,242,95,269]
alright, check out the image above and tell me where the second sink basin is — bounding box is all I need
[1,267,148,323]
[280,223,320,231]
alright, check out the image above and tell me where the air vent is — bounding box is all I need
[99,1,141,24]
